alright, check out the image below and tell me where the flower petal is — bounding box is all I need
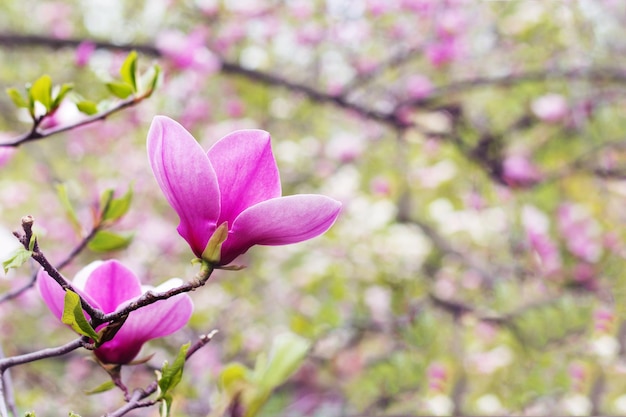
[148,115,221,256]
[220,195,341,265]
[95,292,193,364]
[208,129,281,224]
[82,260,142,314]
[37,268,101,320]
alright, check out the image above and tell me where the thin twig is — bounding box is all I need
[0,338,87,372]
[102,331,218,417]
[1,95,150,148]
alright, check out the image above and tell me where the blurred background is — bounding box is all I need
[2,0,626,416]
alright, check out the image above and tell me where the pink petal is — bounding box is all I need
[82,261,142,314]
[37,269,68,320]
[148,116,221,256]
[208,130,281,225]
[220,195,341,265]
[37,268,101,320]
[94,292,193,364]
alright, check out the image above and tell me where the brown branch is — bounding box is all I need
[102,331,218,417]
[1,94,150,148]
[0,337,87,372]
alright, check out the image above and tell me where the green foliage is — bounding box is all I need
[119,51,137,92]
[99,186,133,223]
[87,230,133,252]
[157,342,190,417]
[55,183,82,235]
[61,290,99,341]
[216,333,311,417]
[84,380,116,395]
[75,100,98,115]
[29,74,52,112]
[2,247,32,273]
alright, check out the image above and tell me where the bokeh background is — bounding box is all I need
[2,1,626,416]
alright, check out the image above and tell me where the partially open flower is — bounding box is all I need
[38,260,193,364]
[147,116,342,266]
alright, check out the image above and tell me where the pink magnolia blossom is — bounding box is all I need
[0,147,16,168]
[156,28,221,74]
[147,116,342,266]
[502,154,542,187]
[38,260,193,364]
[531,93,569,123]
[75,41,96,67]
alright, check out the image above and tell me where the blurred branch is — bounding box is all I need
[410,67,626,107]
[0,33,407,129]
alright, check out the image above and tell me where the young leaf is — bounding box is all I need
[202,222,228,264]
[6,87,29,108]
[157,342,190,398]
[76,100,99,115]
[84,380,116,395]
[102,187,133,223]
[120,51,138,92]
[29,75,53,112]
[51,83,74,110]
[61,290,100,341]
[2,248,33,274]
[106,81,134,99]
[157,343,190,417]
[87,231,133,252]
[55,184,82,236]
[24,412,36,417]
[68,413,82,417]
[140,64,162,96]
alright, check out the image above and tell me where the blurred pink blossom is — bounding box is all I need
[406,74,434,100]
[557,204,602,262]
[156,28,221,74]
[425,38,459,67]
[502,155,542,187]
[0,147,16,168]
[75,41,96,67]
[527,230,562,275]
[531,94,569,123]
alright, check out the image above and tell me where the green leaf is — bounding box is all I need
[51,83,74,110]
[105,81,134,99]
[87,230,133,252]
[28,233,36,251]
[68,413,82,417]
[55,184,82,235]
[253,333,310,390]
[61,290,100,341]
[2,248,32,274]
[29,75,53,111]
[157,343,190,417]
[140,64,161,96]
[219,363,250,393]
[76,100,99,115]
[202,222,228,264]
[24,412,36,417]
[101,187,133,223]
[84,380,116,395]
[120,51,138,92]
[158,342,190,398]
[6,87,29,108]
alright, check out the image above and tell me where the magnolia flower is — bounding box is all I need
[38,260,193,364]
[147,116,342,266]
